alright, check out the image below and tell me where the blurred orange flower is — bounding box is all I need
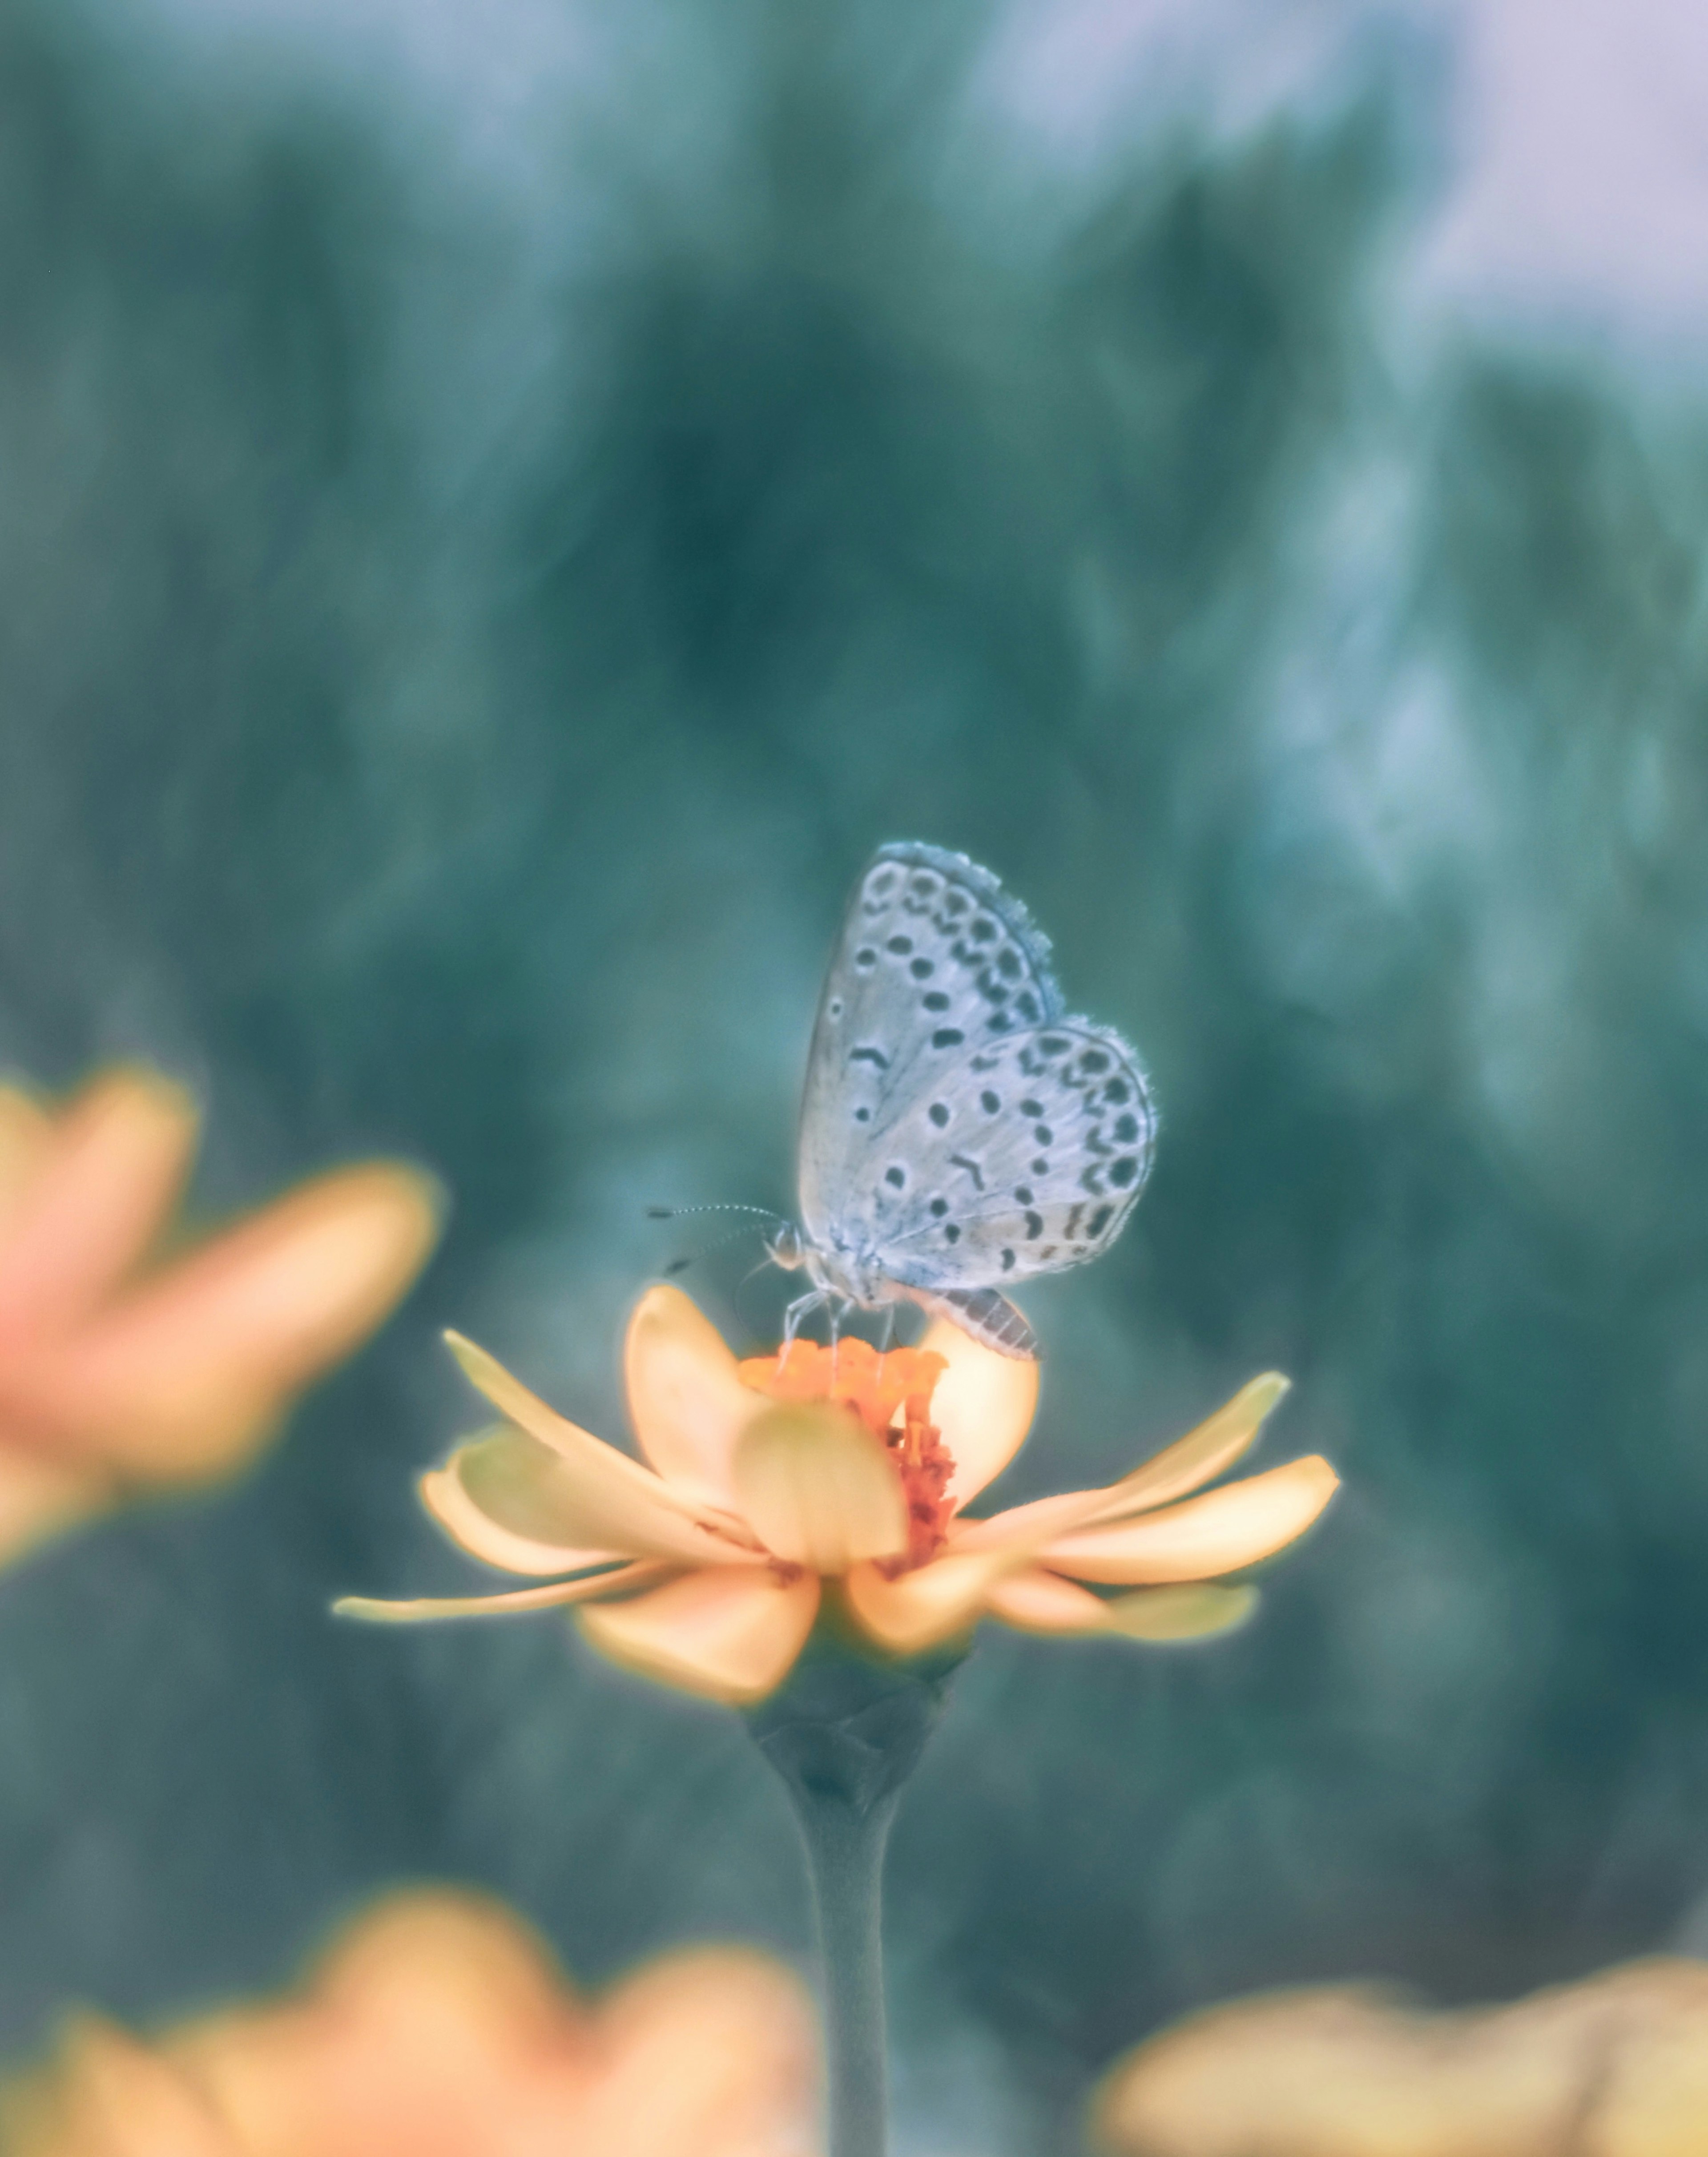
[0,1889,819,2157]
[1090,1958,1708,2157]
[339,1284,1337,1704]
[0,1066,441,1566]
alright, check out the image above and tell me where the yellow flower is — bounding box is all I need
[0,1889,818,2157]
[0,1066,441,1567]
[341,1285,1338,1705]
[1089,1958,1708,2157]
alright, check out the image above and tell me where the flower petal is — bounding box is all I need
[842,1548,1023,1654]
[1043,1456,1339,1583]
[919,1315,1039,1510]
[0,1436,115,1572]
[334,1561,669,1623]
[445,1334,751,1565]
[9,2014,239,2157]
[421,1432,622,1576]
[577,1566,820,1704]
[729,1405,908,1571]
[0,1069,197,1344]
[1102,1582,1260,1640]
[951,1372,1292,1553]
[0,1085,52,1224]
[983,1566,1112,1634]
[589,1947,819,2157]
[624,1285,769,1500]
[9,1164,443,1479]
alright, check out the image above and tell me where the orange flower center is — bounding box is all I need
[737,1337,956,1568]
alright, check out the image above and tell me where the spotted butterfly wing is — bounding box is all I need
[797,842,1155,1354]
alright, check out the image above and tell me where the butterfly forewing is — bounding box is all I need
[797,842,1154,1298]
[798,843,1063,1243]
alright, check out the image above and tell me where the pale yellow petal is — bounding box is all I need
[983,1566,1112,1634]
[444,1335,752,1565]
[919,1314,1039,1509]
[0,1069,196,1343]
[423,1430,683,1575]
[729,1404,907,1571]
[1044,1456,1339,1583]
[842,1548,1023,1654]
[951,1372,1292,1554]
[1085,1373,1292,1522]
[12,1165,442,1480]
[334,1561,668,1623]
[624,1284,769,1500]
[1102,1582,1260,1640]
[577,1566,820,1703]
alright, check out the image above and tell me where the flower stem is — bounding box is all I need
[747,1633,962,2157]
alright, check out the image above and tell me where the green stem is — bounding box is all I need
[747,1633,961,2157]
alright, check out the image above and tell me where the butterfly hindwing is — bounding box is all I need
[847,1019,1154,1290]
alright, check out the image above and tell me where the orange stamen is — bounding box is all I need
[738,1338,956,1568]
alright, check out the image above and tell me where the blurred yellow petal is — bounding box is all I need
[20,1164,443,1479]
[1,2014,238,2157]
[1091,1960,1708,2157]
[954,1373,1291,1554]
[0,1070,196,1344]
[335,1560,668,1623]
[578,1565,820,1703]
[587,1947,821,2157]
[842,1548,1023,1654]
[1045,1456,1339,1583]
[420,1435,620,1576]
[983,1566,1112,1634]
[0,1085,52,1224]
[919,1314,1038,1509]
[730,1404,908,1571]
[624,1283,769,1500]
[0,1437,114,1572]
[444,1334,740,1567]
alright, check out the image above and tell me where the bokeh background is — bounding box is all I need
[3,0,1707,2148]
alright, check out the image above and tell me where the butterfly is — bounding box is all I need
[768,841,1155,1358]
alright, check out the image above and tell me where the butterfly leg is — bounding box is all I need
[780,1289,827,1363]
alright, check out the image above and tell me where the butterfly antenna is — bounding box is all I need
[646,1204,791,1279]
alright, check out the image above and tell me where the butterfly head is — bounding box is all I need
[765,1222,810,1273]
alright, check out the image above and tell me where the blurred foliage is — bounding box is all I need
[0,2,1706,2152]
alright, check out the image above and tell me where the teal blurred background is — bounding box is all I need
[3,0,1708,2148]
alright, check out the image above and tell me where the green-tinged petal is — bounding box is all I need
[842,1548,1022,1654]
[1101,1582,1260,1640]
[443,1333,749,1565]
[730,1404,908,1571]
[334,1560,669,1623]
[918,1314,1039,1510]
[624,1284,769,1501]
[1043,1455,1339,1583]
[420,1435,621,1576]
[983,1566,1112,1635]
[951,1372,1292,1555]
[577,1565,820,1703]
